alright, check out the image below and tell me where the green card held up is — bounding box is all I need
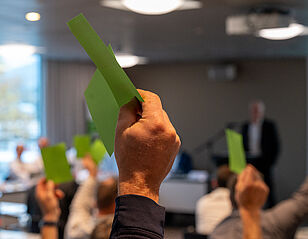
[41,143,73,184]
[226,129,247,174]
[90,139,107,165]
[74,135,91,158]
[67,14,143,155]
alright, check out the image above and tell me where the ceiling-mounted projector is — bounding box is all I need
[226,7,307,40]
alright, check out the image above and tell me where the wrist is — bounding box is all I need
[119,175,160,203]
[43,213,59,222]
[239,208,261,227]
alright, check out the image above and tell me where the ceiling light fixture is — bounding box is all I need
[0,44,36,60]
[101,0,202,15]
[25,12,41,22]
[258,23,305,40]
[115,54,146,68]
[122,0,184,15]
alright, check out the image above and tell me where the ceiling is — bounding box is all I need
[1,0,308,63]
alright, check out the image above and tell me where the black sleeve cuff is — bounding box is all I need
[110,195,165,238]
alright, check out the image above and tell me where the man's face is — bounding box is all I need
[16,145,24,158]
[250,103,262,123]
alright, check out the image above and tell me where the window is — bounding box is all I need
[0,54,41,181]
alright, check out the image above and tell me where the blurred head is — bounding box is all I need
[38,137,49,149]
[217,165,234,188]
[250,101,265,123]
[97,177,118,214]
[90,217,114,239]
[16,145,24,159]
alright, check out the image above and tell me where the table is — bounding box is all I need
[159,171,208,214]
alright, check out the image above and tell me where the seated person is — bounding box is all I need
[211,165,308,239]
[65,154,117,239]
[196,165,233,235]
[9,144,42,180]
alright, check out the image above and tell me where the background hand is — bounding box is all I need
[35,178,64,222]
[236,165,269,212]
[82,154,97,178]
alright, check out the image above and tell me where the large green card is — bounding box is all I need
[226,129,247,174]
[85,70,119,155]
[74,135,91,158]
[41,143,73,184]
[67,13,143,155]
[90,139,107,165]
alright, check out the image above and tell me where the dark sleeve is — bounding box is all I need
[241,123,249,152]
[110,195,165,239]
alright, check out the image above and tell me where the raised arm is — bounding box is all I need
[110,89,181,239]
[35,178,64,239]
[65,154,98,239]
[236,165,269,239]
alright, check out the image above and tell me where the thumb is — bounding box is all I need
[116,97,141,134]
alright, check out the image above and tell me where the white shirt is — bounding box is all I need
[196,188,232,235]
[248,121,262,157]
[10,158,43,181]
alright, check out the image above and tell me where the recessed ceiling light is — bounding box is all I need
[25,12,41,22]
[115,54,147,68]
[122,0,184,15]
[101,0,201,15]
[258,23,305,40]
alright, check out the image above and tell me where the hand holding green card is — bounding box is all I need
[67,14,143,156]
[226,129,247,174]
[41,143,73,184]
[74,135,91,158]
[90,139,107,165]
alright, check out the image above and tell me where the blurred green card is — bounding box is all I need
[67,14,143,156]
[226,129,247,174]
[90,139,107,165]
[74,135,91,158]
[41,143,73,184]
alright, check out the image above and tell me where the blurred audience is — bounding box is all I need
[196,165,233,235]
[9,144,42,180]
[65,154,117,239]
[242,101,279,208]
[211,165,308,239]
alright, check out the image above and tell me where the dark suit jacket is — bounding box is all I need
[242,119,280,174]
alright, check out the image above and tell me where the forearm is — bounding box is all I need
[240,209,263,239]
[41,214,59,239]
[66,177,97,238]
[41,227,58,239]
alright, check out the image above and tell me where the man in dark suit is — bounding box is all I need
[242,101,279,208]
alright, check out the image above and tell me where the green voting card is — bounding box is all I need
[90,139,107,165]
[226,129,247,174]
[41,143,73,184]
[67,14,143,156]
[74,135,91,158]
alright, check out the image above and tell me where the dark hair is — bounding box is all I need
[97,177,118,211]
[217,165,234,188]
[227,174,238,209]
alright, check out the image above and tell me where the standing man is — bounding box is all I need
[242,101,280,208]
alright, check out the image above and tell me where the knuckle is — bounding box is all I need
[149,121,166,135]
